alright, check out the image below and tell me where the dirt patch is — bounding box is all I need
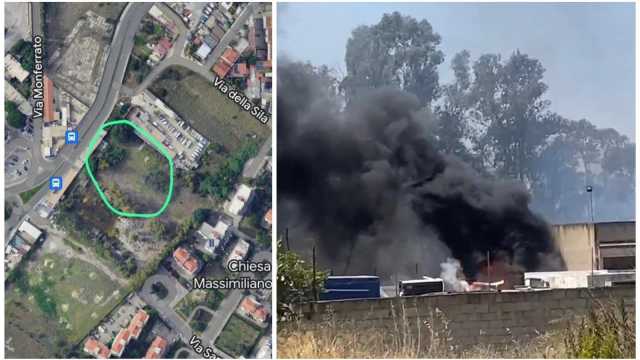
[44,2,125,57]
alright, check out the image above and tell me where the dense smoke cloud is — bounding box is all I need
[278,62,565,280]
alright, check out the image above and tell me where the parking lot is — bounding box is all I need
[130,91,209,169]
[5,141,32,185]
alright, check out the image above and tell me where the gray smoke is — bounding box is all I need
[278,62,565,279]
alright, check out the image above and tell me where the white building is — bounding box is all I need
[5,54,29,82]
[195,43,212,60]
[18,220,43,242]
[228,184,254,216]
[198,220,230,253]
[227,239,250,266]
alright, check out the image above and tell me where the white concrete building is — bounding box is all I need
[228,184,254,216]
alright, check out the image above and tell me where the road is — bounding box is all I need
[242,137,272,179]
[124,2,257,97]
[198,249,271,358]
[139,268,193,343]
[5,3,154,238]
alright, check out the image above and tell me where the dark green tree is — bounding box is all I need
[5,101,26,128]
[341,12,444,106]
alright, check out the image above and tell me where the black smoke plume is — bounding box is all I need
[278,62,565,280]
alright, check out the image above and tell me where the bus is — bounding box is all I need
[399,278,444,296]
[319,276,381,300]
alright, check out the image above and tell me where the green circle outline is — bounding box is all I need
[84,119,174,218]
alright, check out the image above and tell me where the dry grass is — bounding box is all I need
[278,298,634,359]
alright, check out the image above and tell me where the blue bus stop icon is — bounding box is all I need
[65,130,79,144]
[49,177,63,191]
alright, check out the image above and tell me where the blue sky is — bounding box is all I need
[278,2,635,137]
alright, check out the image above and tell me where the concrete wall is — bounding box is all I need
[294,285,635,348]
[552,222,636,271]
[552,223,594,271]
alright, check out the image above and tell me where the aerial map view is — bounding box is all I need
[5,2,272,359]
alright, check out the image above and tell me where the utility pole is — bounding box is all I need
[487,251,491,289]
[586,185,595,285]
[285,227,290,250]
[312,246,318,301]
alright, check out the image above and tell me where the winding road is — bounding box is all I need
[5,3,153,238]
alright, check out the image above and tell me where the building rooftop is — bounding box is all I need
[228,184,254,215]
[239,296,269,323]
[17,220,42,242]
[173,247,201,275]
[195,43,212,60]
[111,328,131,357]
[43,75,55,123]
[5,54,29,82]
[128,309,149,339]
[264,209,272,226]
[144,336,168,359]
[221,47,240,65]
[84,337,110,359]
[227,239,250,264]
[213,60,232,78]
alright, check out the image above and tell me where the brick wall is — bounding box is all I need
[294,285,635,348]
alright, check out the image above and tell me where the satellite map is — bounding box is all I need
[5,2,272,359]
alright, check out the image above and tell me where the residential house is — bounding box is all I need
[263,209,272,228]
[83,337,110,359]
[198,220,230,254]
[238,295,269,324]
[5,54,29,82]
[227,239,250,266]
[173,247,201,276]
[110,309,150,357]
[228,184,254,216]
[195,43,212,61]
[212,47,240,78]
[144,336,168,359]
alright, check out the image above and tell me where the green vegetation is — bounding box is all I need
[215,315,263,357]
[6,254,125,343]
[145,169,169,193]
[151,282,169,299]
[54,177,138,277]
[189,308,213,334]
[192,208,211,226]
[124,54,152,87]
[564,300,634,358]
[128,218,196,291]
[149,66,270,161]
[277,241,327,319]
[19,181,46,204]
[196,141,259,199]
[95,143,127,171]
[176,288,225,319]
[5,201,14,220]
[10,39,35,72]
[6,100,26,128]
[149,220,168,240]
[134,34,146,47]
[111,123,137,143]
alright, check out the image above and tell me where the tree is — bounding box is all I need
[151,282,169,299]
[465,51,551,181]
[111,124,136,143]
[5,201,13,220]
[277,241,327,319]
[192,208,211,225]
[434,50,475,163]
[341,12,444,107]
[5,101,26,128]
